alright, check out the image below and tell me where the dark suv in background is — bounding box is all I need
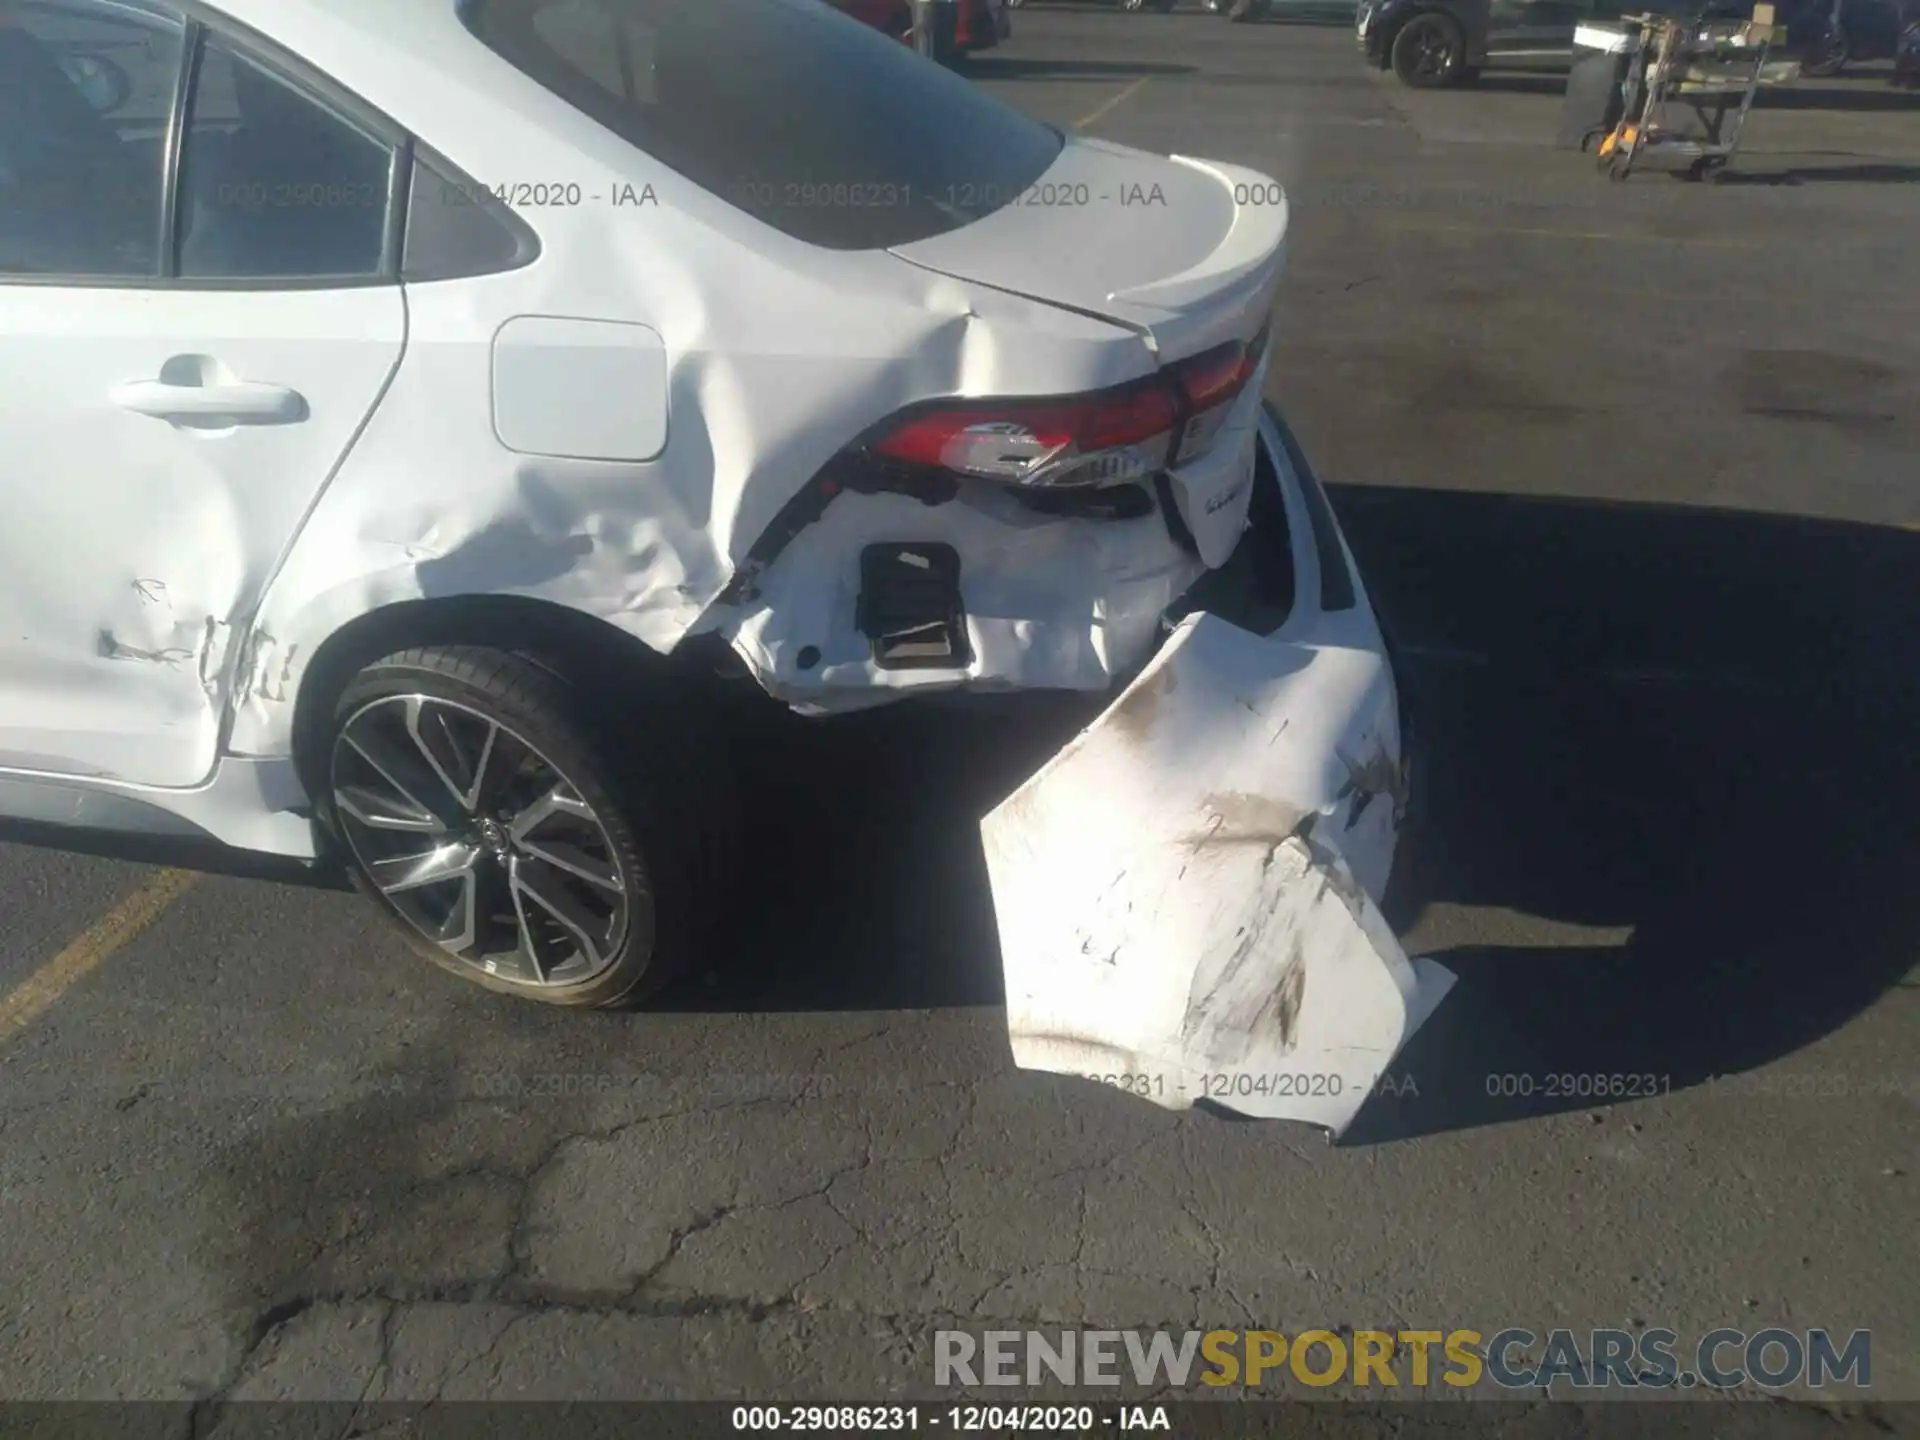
[1361,0,1897,87]
[1360,0,1604,86]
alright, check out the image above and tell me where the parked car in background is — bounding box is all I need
[1360,0,1781,87]
[1780,0,1908,76]
[1359,0,1571,86]
[1205,0,1357,19]
[1898,7,1920,82]
[827,0,1008,61]
[1008,0,1177,12]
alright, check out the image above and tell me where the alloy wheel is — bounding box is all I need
[329,694,635,988]
[1410,26,1453,79]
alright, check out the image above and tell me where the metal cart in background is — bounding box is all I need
[1570,5,1802,180]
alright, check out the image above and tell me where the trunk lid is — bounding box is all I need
[888,137,1289,363]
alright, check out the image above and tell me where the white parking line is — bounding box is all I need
[0,869,201,1046]
[1074,75,1152,132]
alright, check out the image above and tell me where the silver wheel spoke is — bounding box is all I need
[468,860,525,973]
[508,875,550,984]
[515,835,622,894]
[429,867,479,954]
[510,854,610,971]
[406,698,499,815]
[507,784,594,843]
[335,782,441,833]
[368,841,480,895]
[341,720,456,831]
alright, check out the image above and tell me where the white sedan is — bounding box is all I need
[0,0,1450,1132]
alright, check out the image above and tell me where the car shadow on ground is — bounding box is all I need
[693,485,1920,1144]
[1757,78,1920,111]
[959,56,1197,78]
[1710,160,1920,183]
[1456,71,1920,110]
[1330,486,1920,1141]
[0,817,351,890]
[1222,13,1361,27]
[1459,72,1568,95]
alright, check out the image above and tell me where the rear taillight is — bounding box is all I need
[871,379,1180,490]
[870,326,1269,489]
[1170,328,1267,467]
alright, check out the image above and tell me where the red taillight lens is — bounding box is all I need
[869,328,1267,490]
[871,379,1180,489]
[1076,383,1182,451]
[1167,328,1269,467]
[1173,341,1257,411]
[872,408,1072,469]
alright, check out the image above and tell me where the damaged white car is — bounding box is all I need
[0,0,1450,1130]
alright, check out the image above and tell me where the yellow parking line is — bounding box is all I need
[1073,75,1151,132]
[0,868,200,1044]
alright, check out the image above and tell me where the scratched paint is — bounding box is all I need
[983,613,1454,1135]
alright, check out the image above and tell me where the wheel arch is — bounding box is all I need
[282,593,718,800]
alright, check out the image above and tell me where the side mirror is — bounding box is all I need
[61,53,134,114]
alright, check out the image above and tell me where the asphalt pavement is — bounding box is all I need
[1,7,1917,1418]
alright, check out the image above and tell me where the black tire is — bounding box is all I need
[1227,0,1271,18]
[1390,12,1466,86]
[317,645,720,1009]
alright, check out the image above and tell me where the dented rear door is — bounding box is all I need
[982,415,1455,1136]
[0,286,402,788]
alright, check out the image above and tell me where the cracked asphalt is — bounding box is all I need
[1,4,1917,1421]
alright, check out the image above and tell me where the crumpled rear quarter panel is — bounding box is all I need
[226,145,1158,758]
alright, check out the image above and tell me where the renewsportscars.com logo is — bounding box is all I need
[934,1327,1872,1391]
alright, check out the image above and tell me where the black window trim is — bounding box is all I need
[0,0,414,291]
[154,12,198,277]
[400,140,545,283]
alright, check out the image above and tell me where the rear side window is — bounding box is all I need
[404,144,541,280]
[0,0,185,279]
[176,33,396,280]
[461,0,1065,248]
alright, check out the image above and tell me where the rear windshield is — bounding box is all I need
[460,0,1065,248]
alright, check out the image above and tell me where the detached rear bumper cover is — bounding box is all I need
[983,448,1455,1137]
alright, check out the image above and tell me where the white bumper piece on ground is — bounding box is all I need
[983,612,1456,1137]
